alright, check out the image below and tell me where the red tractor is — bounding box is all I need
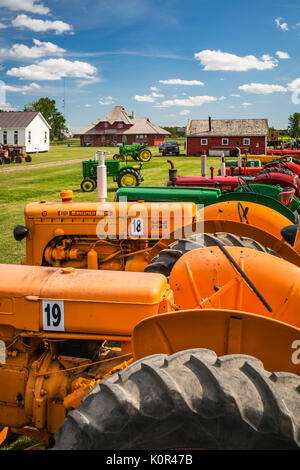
[0,145,32,164]
[166,161,300,196]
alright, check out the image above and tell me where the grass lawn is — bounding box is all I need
[0,138,186,167]
[0,144,221,265]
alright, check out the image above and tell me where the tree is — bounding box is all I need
[24,97,67,140]
[287,112,300,138]
[162,126,186,138]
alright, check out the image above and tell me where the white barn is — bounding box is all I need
[0,111,51,152]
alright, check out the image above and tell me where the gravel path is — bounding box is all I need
[0,158,84,173]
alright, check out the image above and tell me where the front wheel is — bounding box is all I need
[51,348,300,450]
[80,178,96,192]
[25,155,32,162]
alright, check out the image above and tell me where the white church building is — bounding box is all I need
[0,111,51,153]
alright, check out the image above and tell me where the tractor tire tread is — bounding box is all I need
[145,232,279,278]
[52,348,300,450]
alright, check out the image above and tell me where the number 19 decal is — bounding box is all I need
[42,300,65,331]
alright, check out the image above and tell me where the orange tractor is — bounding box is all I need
[0,190,299,449]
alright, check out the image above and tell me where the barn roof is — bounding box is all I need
[123,117,170,135]
[75,106,170,136]
[97,106,134,125]
[187,118,268,137]
[0,111,42,128]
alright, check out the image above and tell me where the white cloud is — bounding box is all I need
[2,82,40,93]
[150,86,160,91]
[151,92,165,98]
[287,78,300,91]
[12,14,72,34]
[179,109,190,115]
[0,0,50,14]
[194,49,278,71]
[0,39,65,59]
[7,58,97,81]
[231,94,241,97]
[85,104,92,107]
[133,91,164,102]
[242,102,252,107]
[160,95,220,107]
[159,78,204,86]
[0,102,17,111]
[0,22,7,29]
[99,96,115,105]
[238,83,287,94]
[133,94,156,102]
[275,17,289,31]
[276,50,290,59]
[76,76,102,87]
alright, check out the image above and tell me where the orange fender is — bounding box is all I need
[200,201,293,241]
[169,246,300,328]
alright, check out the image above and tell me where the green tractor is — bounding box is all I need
[80,159,144,192]
[116,181,300,225]
[113,144,152,162]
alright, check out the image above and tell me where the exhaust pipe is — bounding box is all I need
[220,153,226,177]
[167,160,178,187]
[96,150,110,202]
[201,152,207,177]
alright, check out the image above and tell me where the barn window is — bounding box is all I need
[122,135,127,144]
[44,131,47,144]
[3,131,7,145]
[14,131,18,145]
[117,123,123,129]
[243,138,250,146]
[201,138,208,145]
[101,135,105,142]
[28,131,31,144]
[222,138,229,145]
[104,122,108,128]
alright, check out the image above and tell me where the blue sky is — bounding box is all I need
[0,0,300,131]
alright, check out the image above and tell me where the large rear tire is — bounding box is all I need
[256,167,295,177]
[117,168,142,187]
[145,233,279,278]
[138,148,152,162]
[51,348,300,450]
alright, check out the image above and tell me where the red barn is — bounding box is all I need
[75,106,170,147]
[186,117,268,156]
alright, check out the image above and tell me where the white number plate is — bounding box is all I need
[42,300,65,331]
[130,217,144,236]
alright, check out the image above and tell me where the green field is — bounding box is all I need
[0,143,221,265]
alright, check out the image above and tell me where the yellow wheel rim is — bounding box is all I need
[120,173,137,186]
[139,150,151,162]
[82,181,93,191]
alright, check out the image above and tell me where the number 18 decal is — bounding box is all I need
[130,217,144,236]
[42,300,65,331]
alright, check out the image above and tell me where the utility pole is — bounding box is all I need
[62,77,66,118]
